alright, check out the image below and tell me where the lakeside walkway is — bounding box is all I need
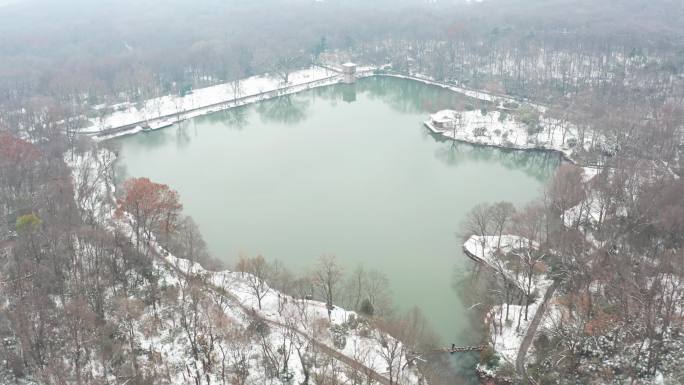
[79,65,529,143]
[156,244,399,385]
[515,280,560,384]
[83,66,344,139]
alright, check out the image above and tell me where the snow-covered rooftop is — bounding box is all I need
[430,109,458,123]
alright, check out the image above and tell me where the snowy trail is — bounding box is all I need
[155,242,397,385]
[464,234,557,377]
[515,280,559,384]
[84,66,342,140]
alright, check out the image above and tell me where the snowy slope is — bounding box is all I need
[66,147,424,385]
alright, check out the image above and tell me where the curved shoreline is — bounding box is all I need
[424,122,575,164]
[90,70,581,167]
[89,72,344,141]
[99,74,566,383]
[66,148,423,385]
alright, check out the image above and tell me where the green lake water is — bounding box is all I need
[114,76,559,378]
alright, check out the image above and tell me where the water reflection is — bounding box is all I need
[449,263,489,385]
[256,94,310,125]
[341,83,357,103]
[132,127,173,149]
[358,76,493,114]
[433,138,560,181]
[309,76,486,114]
[174,123,194,149]
[114,77,559,383]
[118,77,559,184]
[203,105,250,129]
[311,82,355,106]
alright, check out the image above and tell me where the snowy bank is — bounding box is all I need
[83,66,341,140]
[66,147,424,385]
[463,235,554,372]
[82,64,568,146]
[424,108,591,162]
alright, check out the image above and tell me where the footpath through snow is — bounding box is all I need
[463,235,556,378]
[84,66,341,139]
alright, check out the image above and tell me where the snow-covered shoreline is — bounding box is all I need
[463,235,556,383]
[79,61,598,169]
[381,72,595,163]
[82,65,562,144]
[423,106,591,164]
[74,66,591,383]
[382,72,541,110]
[85,66,343,141]
[66,147,424,385]
[425,119,573,162]
[86,68,594,169]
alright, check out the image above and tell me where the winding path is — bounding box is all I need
[515,280,560,384]
[152,244,398,385]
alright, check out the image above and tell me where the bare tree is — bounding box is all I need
[463,203,494,257]
[313,255,343,320]
[490,201,516,249]
[236,255,272,310]
[548,164,585,224]
[343,266,392,317]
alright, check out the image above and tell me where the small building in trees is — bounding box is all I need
[424,109,459,133]
[342,62,357,84]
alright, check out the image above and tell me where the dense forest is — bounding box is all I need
[1,0,683,384]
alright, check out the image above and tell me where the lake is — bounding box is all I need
[114,76,559,378]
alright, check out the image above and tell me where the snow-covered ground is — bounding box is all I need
[465,230,683,385]
[83,63,571,147]
[81,60,604,166]
[562,166,606,229]
[65,149,117,224]
[161,251,422,385]
[425,108,592,161]
[464,235,545,291]
[83,66,341,139]
[464,235,553,367]
[563,162,676,230]
[385,72,531,109]
[66,147,424,385]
